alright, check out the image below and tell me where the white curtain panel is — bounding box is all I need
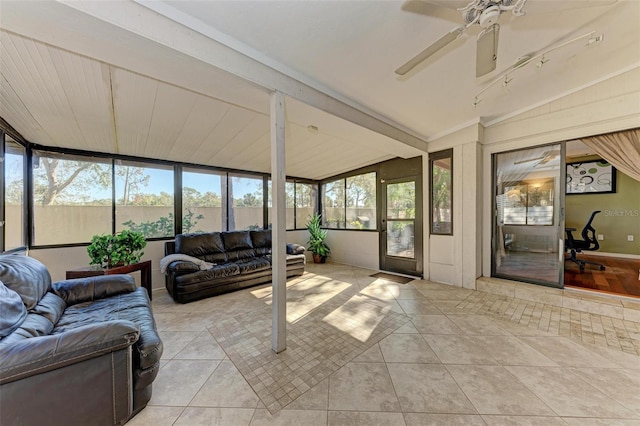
[580,128,640,182]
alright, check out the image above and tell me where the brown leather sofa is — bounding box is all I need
[164,229,306,303]
[0,254,163,426]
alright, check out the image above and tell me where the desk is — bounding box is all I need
[66,260,153,300]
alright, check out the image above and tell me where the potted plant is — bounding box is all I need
[87,229,147,268]
[306,213,330,264]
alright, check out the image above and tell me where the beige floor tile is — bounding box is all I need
[423,334,498,365]
[519,336,621,368]
[159,330,199,359]
[389,287,425,300]
[174,407,255,426]
[126,406,185,426]
[249,409,327,426]
[386,363,476,414]
[506,366,637,418]
[144,265,640,425]
[446,365,555,416]
[190,360,260,408]
[393,322,420,334]
[328,363,400,412]
[447,315,510,336]
[397,298,443,315]
[471,335,558,366]
[328,411,406,426]
[568,367,640,416]
[588,344,640,370]
[378,333,439,364]
[410,314,463,334]
[403,413,485,426]
[149,360,221,406]
[562,418,640,425]
[284,379,328,410]
[481,415,568,425]
[174,330,227,360]
[418,288,474,301]
[353,344,385,362]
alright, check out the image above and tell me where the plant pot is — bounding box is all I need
[312,254,326,264]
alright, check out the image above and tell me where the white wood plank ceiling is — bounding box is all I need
[1,30,419,180]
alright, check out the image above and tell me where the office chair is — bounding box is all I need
[565,210,606,272]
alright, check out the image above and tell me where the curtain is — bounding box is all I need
[580,128,640,182]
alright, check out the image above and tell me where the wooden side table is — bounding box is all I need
[66,260,153,300]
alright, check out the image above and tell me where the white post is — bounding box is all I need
[271,91,287,353]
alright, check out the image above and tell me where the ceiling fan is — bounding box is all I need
[396,0,528,78]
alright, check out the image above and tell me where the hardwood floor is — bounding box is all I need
[564,254,640,298]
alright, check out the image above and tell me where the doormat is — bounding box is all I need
[369,272,414,284]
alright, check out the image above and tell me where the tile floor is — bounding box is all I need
[130,263,640,425]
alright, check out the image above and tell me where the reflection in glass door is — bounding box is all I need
[492,144,565,288]
[381,178,423,277]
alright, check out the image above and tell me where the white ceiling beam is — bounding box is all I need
[57,0,428,152]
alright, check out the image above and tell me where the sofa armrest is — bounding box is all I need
[52,275,136,305]
[0,320,139,384]
[286,243,306,255]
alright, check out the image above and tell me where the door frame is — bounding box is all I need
[490,142,566,288]
[379,175,423,277]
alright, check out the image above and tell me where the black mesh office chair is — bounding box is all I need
[565,210,606,272]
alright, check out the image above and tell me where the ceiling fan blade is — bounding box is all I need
[395,26,465,76]
[476,23,499,77]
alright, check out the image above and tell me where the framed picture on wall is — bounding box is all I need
[566,160,616,194]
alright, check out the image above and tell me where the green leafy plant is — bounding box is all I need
[306,213,330,262]
[87,230,147,268]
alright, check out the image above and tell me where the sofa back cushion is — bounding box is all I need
[175,232,227,263]
[0,254,51,310]
[251,230,272,256]
[0,281,27,338]
[222,231,256,261]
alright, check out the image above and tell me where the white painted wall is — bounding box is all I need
[324,230,379,271]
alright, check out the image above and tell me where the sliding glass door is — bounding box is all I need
[492,144,565,288]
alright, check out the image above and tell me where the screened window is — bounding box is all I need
[182,168,224,233]
[116,161,174,238]
[295,182,317,229]
[32,150,112,245]
[322,179,345,228]
[346,172,376,229]
[230,174,263,230]
[322,172,376,230]
[430,149,453,235]
[4,137,26,250]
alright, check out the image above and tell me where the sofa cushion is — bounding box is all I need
[235,257,271,274]
[175,263,240,286]
[222,231,256,260]
[0,255,51,310]
[251,230,272,256]
[54,288,162,370]
[0,281,27,338]
[175,232,227,263]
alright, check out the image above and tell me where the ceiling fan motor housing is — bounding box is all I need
[479,5,501,28]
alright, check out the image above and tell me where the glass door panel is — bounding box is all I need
[381,178,421,276]
[493,144,565,288]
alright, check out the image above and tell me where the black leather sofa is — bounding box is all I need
[0,254,162,426]
[163,229,305,303]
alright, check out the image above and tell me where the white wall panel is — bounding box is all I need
[325,230,379,270]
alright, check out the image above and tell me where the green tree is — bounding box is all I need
[32,157,111,206]
[117,166,150,206]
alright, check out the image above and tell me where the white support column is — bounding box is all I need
[271,91,287,353]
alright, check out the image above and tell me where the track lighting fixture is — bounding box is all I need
[472,31,603,107]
